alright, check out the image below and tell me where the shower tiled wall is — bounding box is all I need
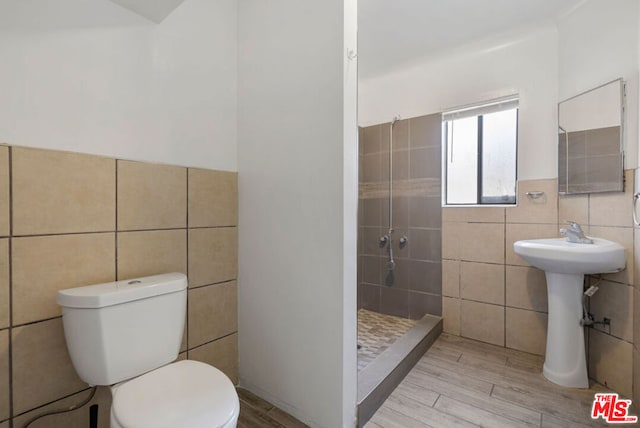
[358,114,442,319]
[443,171,635,398]
[0,144,238,427]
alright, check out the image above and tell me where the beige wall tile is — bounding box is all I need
[188,168,238,227]
[635,287,640,348]
[117,160,187,231]
[558,194,588,225]
[442,297,460,335]
[506,223,559,266]
[12,234,115,325]
[442,207,504,223]
[506,179,558,224]
[188,281,237,348]
[505,266,548,313]
[12,147,115,235]
[117,229,187,280]
[0,240,8,329]
[0,147,8,237]
[13,318,86,414]
[442,259,460,298]
[589,281,633,342]
[589,169,633,227]
[188,227,238,287]
[589,226,633,285]
[460,262,504,305]
[635,228,640,289]
[189,333,238,384]
[442,222,462,260]
[588,329,632,397]
[459,223,504,264]
[13,387,111,428]
[633,348,640,414]
[505,308,547,356]
[0,331,8,421]
[460,300,504,346]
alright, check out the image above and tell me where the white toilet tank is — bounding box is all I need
[57,273,187,386]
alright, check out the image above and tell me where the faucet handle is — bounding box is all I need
[566,220,583,232]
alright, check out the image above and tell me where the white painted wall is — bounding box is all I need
[237,0,358,426]
[0,0,237,171]
[557,0,639,169]
[359,27,559,181]
[359,0,640,179]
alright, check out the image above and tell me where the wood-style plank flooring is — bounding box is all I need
[237,388,309,428]
[366,333,630,428]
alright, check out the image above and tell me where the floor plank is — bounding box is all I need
[369,406,437,428]
[238,401,283,428]
[434,395,538,428]
[368,333,624,428]
[267,407,308,428]
[403,366,542,426]
[236,388,307,428]
[238,388,275,413]
[384,393,480,428]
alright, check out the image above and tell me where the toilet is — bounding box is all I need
[56,272,240,428]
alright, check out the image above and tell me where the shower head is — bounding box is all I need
[391,115,401,127]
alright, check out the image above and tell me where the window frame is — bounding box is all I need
[442,97,519,207]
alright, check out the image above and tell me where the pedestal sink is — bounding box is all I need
[513,237,625,388]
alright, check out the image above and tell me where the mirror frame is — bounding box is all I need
[558,78,625,195]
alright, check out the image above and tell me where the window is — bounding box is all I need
[443,97,518,205]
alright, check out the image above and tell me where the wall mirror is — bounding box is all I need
[558,78,624,194]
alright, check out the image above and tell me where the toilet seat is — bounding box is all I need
[111,360,239,428]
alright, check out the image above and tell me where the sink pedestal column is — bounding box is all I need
[543,272,588,388]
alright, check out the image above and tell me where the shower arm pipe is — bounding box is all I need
[388,116,400,236]
[388,121,393,233]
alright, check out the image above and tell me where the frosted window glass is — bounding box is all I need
[446,117,478,204]
[482,108,517,203]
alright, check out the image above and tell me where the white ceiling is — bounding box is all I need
[107,0,186,23]
[0,0,148,31]
[0,0,186,31]
[358,0,586,79]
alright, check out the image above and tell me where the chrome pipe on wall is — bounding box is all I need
[381,116,404,287]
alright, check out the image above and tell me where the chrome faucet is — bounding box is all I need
[560,220,593,244]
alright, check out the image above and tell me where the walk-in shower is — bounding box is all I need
[356,113,444,426]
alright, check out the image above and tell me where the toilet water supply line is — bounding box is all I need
[23,386,98,427]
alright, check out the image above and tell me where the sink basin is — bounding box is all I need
[513,237,625,275]
[513,236,625,389]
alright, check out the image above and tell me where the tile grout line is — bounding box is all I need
[9,225,234,240]
[185,168,189,359]
[503,208,507,349]
[8,146,13,428]
[115,160,118,282]
[188,331,237,353]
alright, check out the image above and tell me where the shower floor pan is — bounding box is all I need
[356,310,442,427]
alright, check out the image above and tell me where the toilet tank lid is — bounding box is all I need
[56,273,187,309]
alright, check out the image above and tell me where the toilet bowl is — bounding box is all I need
[110,361,239,428]
[57,273,239,428]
